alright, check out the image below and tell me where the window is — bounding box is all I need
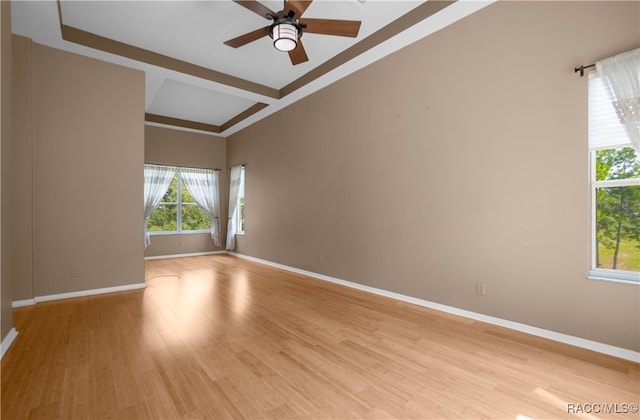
[236,166,245,234]
[147,171,212,234]
[588,74,640,283]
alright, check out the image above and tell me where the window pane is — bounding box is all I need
[148,204,177,232]
[595,147,640,182]
[236,166,245,233]
[161,174,178,203]
[182,204,211,231]
[238,197,245,232]
[595,185,640,272]
[181,180,195,203]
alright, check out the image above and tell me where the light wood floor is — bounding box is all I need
[2,255,638,419]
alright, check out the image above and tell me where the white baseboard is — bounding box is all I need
[1,328,18,359]
[12,299,36,308]
[227,252,640,363]
[33,283,147,303]
[11,284,147,308]
[144,250,225,260]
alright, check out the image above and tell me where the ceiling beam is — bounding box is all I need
[59,24,280,100]
[220,103,269,132]
[145,113,222,133]
[145,100,269,134]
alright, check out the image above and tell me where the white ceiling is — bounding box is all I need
[12,0,493,137]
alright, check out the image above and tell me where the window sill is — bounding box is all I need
[588,269,639,285]
[148,230,210,236]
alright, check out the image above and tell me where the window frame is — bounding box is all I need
[587,72,640,284]
[148,171,211,236]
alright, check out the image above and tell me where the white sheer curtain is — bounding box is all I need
[596,48,640,153]
[143,164,176,248]
[181,168,222,247]
[226,165,243,251]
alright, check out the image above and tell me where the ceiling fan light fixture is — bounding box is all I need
[271,22,298,52]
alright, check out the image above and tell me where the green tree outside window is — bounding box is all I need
[594,147,640,272]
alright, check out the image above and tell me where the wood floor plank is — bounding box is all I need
[2,254,638,419]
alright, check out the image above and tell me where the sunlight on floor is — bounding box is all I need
[231,270,250,316]
[534,388,601,420]
[142,265,255,347]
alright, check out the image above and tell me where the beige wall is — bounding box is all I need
[1,0,13,340]
[9,39,145,298]
[9,35,32,302]
[228,1,640,351]
[144,125,227,257]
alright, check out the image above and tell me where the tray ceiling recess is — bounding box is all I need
[12,0,493,136]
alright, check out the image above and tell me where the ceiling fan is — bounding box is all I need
[224,0,362,65]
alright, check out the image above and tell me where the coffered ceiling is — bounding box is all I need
[12,0,493,137]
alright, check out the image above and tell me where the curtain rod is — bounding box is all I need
[574,63,595,77]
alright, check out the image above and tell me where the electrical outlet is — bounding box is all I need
[71,268,79,278]
[316,255,323,264]
[476,282,486,296]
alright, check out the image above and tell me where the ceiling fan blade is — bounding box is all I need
[284,0,313,18]
[223,26,270,48]
[233,0,277,19]
[300,18,361,37]
[288,39,309,65]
